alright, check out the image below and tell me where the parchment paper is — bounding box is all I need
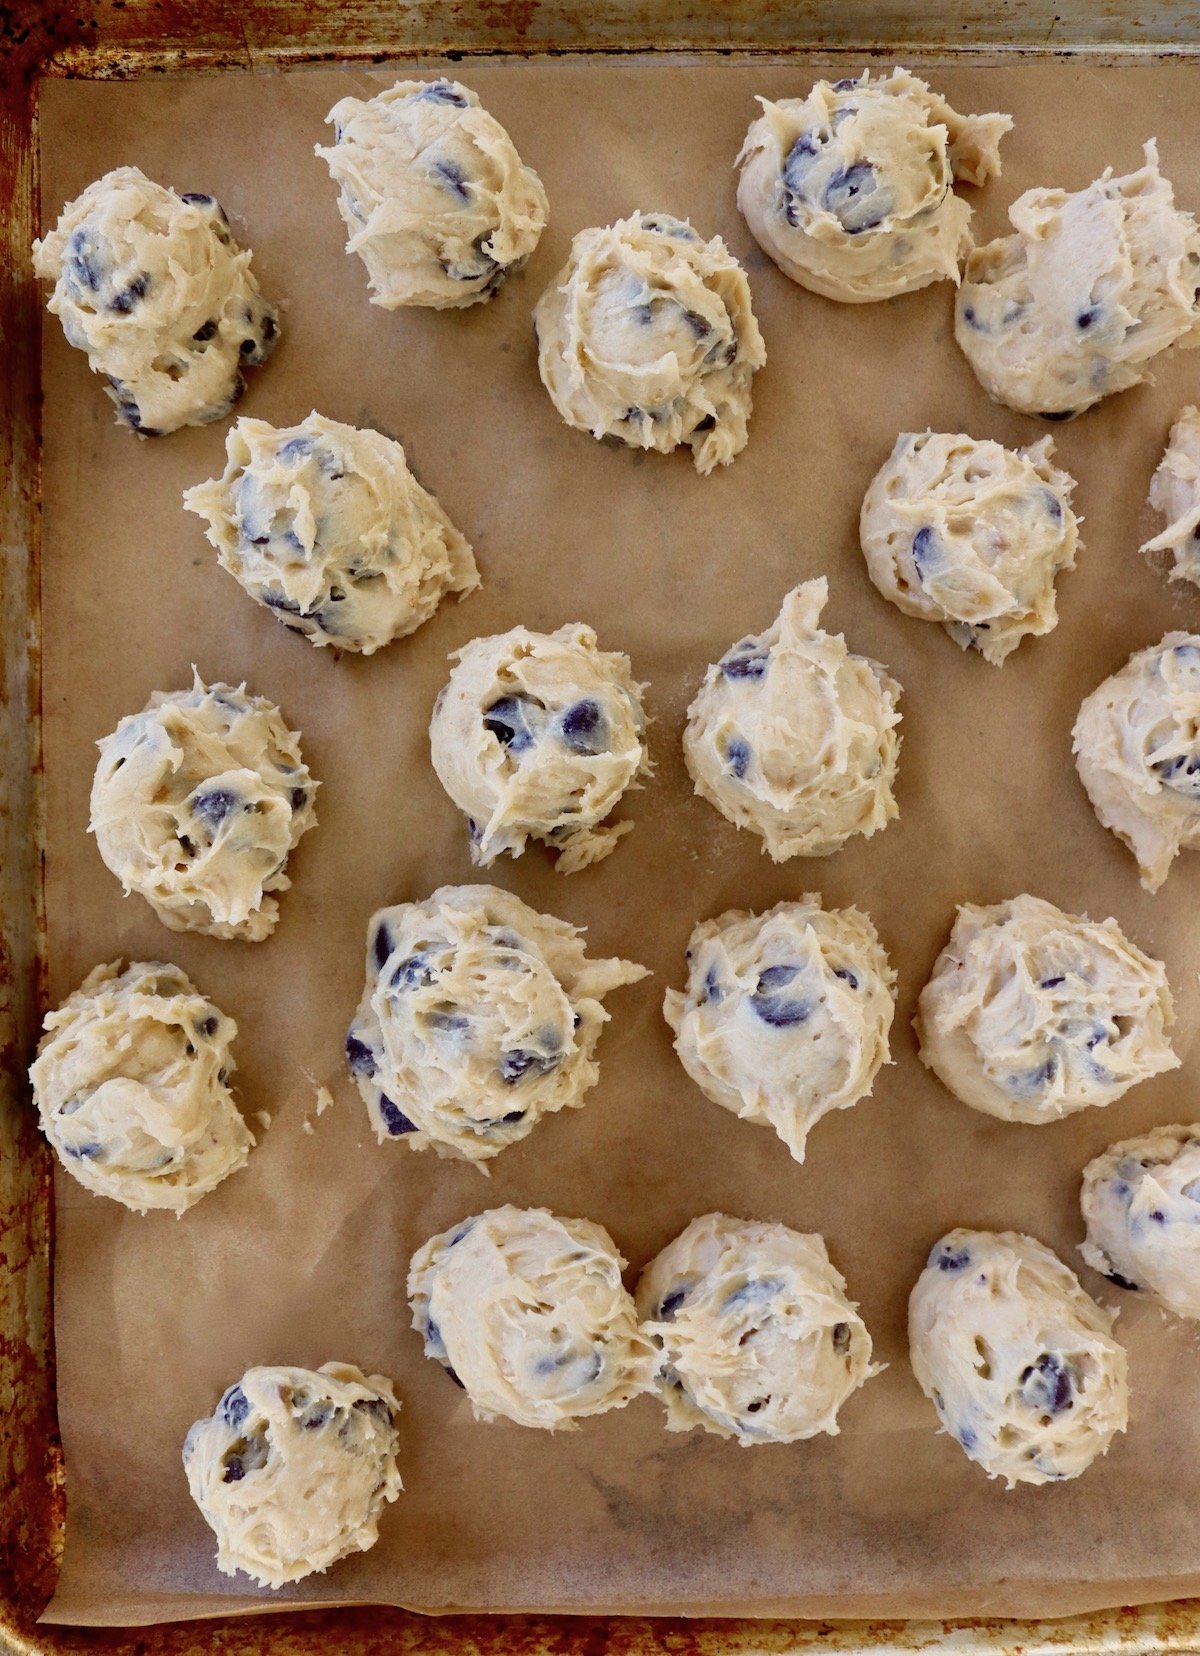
[35,57,1200,1627]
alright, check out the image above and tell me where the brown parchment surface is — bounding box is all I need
[34,57,1200,1628]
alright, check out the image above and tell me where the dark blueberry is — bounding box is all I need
[263,590,303,614]
[934,1246,971,1272]
[1039,410,1076,422]
[198,1014,219,1037]
[220,1385,250,1428]
[693,414,717,432]
[1085,1025,1108,1050]
[426,1010,469,1034]
[64,1142,103,1160]
[191,788,238,831]
[911,525,940,576]
[640,214,694,240]
[449,1221,474,1246]
[117,400,160,436]
[758,964,799,991]
[751,965,811,1028]
[1005,1056,1058,1097]
[180,191,216,207]
[353,1395,394,1426]
[499,1108,526,1124]
[960,303,988,333]
[832,75,859,89]
[222,1456,245,1483]
[822,162,893,233]
[379,1095,417,1136]
[192,319,218,342]
[1076,307,1097,329]
[722,1277,783,1313]
[432,158,471,202]
[834,967,859,989]
[392,952,436,989]
[1104,1269,1141,1291]
[290,787,308,811]
[372,922,393,972]
[65,226,102,292]
[703,963,722,1003]
[300,1403,333,1431]
[499,1047,561,1084]
[559,699,606,756]
[1042,488,1064,522]
[720,647,768,680]
[483,695,536,754]
[725,736,751,780]
[441,232,501,284]
[659,1287,688,1321]
[277,436,315,462]
[831,1322,850,1353]
[1151,1209,1167,1224]
[1020,1352,1073,1416]
[345,1032,377,1078]
[782,133,822,222]
[957,1425,978,1452]
[467,818,482,846]
[415,79,468,106]
[109,272,149,313]
[1040,976,1065,989]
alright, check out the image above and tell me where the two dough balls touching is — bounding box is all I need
[33,166,278,436]
[533,211,766,475]
[1081,1125,1200,1319]
[916,893,1178,1124]
[956,141,1200,419]
[736,67,1011,303]
[346,884,647,1164]
[909,1230,1128,1487]
[184,1363,401,1587]
[90,672,317,941]
[429,621,649,873]
[860,432,1080,665]
[684,578,902,861]
[1141,406,1200,590]
[664,897,895,1164]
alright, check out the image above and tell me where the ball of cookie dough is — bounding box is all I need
[32,166,278,436]
[916,893,1177,1124]
[956,140,1200,419]
[408,1206,654,1429]
[317,78,548,309]
[860,432,1080,665]
[90,671,318,941]
[1140,406,1200,590]
[429,621,649,873]
[1081,1125,1200,1317]
[184,1363,401,1588]
[183,412,478,655]
[533,210,766,475]
[347,884,648,1163]
[28,960,250,1215]
[736,67,1011,303]
[636,1213,880,1445]
[683,577,901,861]
[1073,633,1200,893]
[664,897,895,1163]
[909,1229,1128,1486]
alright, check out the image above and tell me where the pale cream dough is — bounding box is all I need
[183,412,477,655]
[916,893,1177,1124]
[736,66,1011,303]
[909,1229,1128,1487]
[956,141,1200,419]
[683,578,901,861]
[663,897,895,1163]
[90,672,318,941]
[859,432,1080,665]
[346,884,647,1165]
[635,1212,880,1445]
[183,1363,401,1588]
[317,78,548,309]
[429,622,649,873]
[1073,633,1200,893]
[28,960,251,1215]
[533,210,766,475]
[32,165,278,436]
[1140,406,1200,589]
[1081,1125,1200,1318]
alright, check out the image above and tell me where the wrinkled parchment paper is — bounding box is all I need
[36,58,1200,1626]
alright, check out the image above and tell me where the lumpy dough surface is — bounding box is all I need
[1081,1124,1200,1318]
[909,1229,1128,1487]
[956,141,1200,418]
[533,210,766,475]
[683,578,901,860]
[32,166,277,436]
[317,78,547,309]
[736,66,1010,303]
[916,893,1177,1124]
[346,884,647,1163]
[184,1363,401,1588]
[1073,633,1200,893]
[28,960,250,1215]
[90,672,318,941]
[1141,405,1200,589]
[183,412,478,655]
[636,1213,880,1444]
[664,897,895,1163]
[859,432,1080,665]
[408,1206,654,1429]
[429,622,648,873]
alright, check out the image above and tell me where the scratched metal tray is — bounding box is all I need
[9,2,1200,1650]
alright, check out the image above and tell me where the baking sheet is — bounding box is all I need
[35,57,1200,1626]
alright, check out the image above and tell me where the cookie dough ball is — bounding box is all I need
[859,432,1080,665]
[1140,406,1200,589]
[429,622,649,873]
[533,210,766,475]
[736,67,1011,303]
[636,1213,880,1445]
[347,884,647,1163]
[32,166,278,436]
[683,578,901,860]
[956,141,1200,419]
[1081,1125,1200,1316]
[408,1206,654,1429]
[909,1229,1128,1486]
[90,672,318,941]
[664,897,895,1163]
[1073,633,1200,893]
[183,413,478,655]
[184,1363,401,1588]
[317,78,547,310]
[28,960,250,1215]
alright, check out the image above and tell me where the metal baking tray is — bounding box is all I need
[8,1,1200,1648]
